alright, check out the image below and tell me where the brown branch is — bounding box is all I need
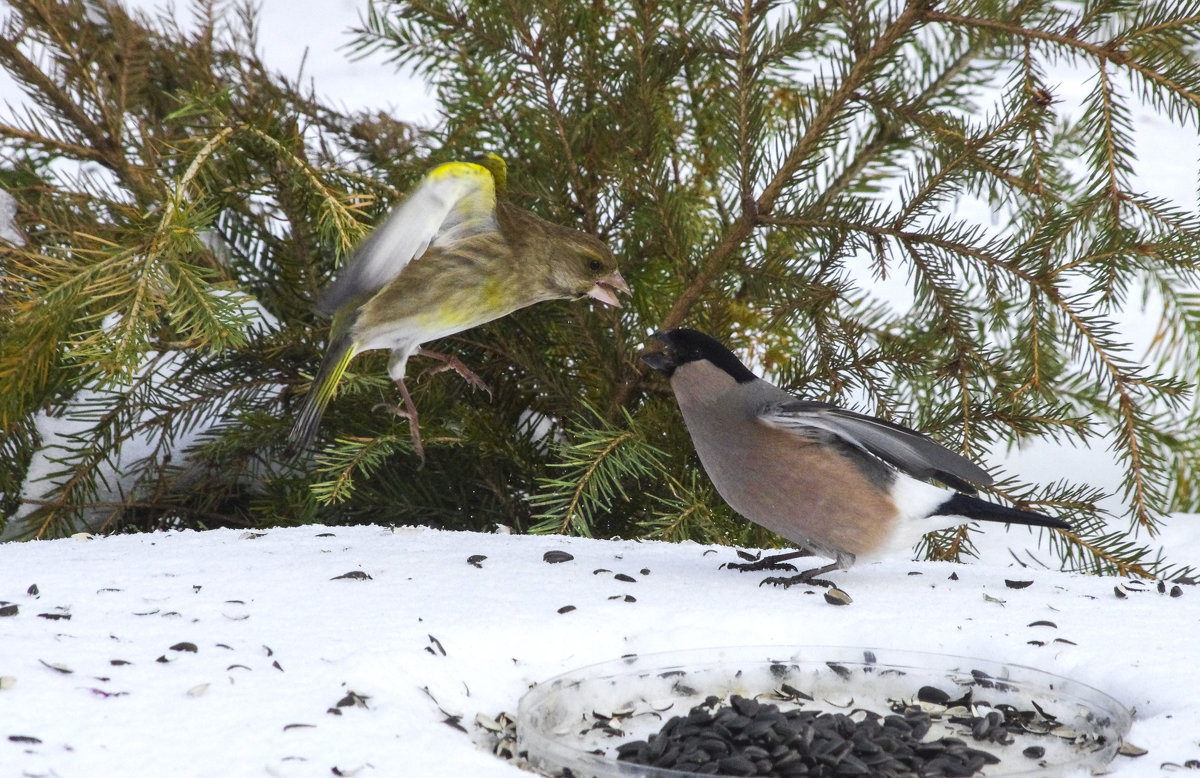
[919,9,1200,112]
[658,0,929,333]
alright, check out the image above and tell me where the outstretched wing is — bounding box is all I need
[756,399,993,493]
[317,162,499,315]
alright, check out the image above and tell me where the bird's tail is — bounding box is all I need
[933,492,1071,531]
[287,333,356,456]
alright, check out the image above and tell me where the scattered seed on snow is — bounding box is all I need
[283,723,315,731]
[1005,579,1034,589]
[38,660,72,674]
[466,555,487,568]
[26,584,38,597]
[1027,620,1057,628]
[227,664,251,671]
[110,660,131,666]
[614,573,636,583]
[1119,742,1149,757]
[557,605,576,614]
[336,691,370,709]
[37,611,70,621]
[170,642,198,653]
[543,550,574,564]
[330,571,372,581]
[426,635,446,656]
[8,735,41,744]
[824,587,852,606]
[0,604,18,617]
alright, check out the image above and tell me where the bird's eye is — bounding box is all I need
[588,259,603,272]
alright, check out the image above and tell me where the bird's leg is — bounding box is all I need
[374,377,424,462]
[416,348,491,396]
[759,562,841,590]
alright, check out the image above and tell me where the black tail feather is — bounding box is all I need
[933,492,1071,531]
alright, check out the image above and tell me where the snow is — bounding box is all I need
[1,524,1198,777]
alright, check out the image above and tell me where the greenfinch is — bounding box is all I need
[288,155,628,458]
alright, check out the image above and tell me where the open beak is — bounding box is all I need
[586,270,631,307]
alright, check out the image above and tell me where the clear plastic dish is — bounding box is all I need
[517,646,1132,778]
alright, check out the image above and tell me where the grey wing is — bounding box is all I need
[758,400,993,492]
[316,163,499,316]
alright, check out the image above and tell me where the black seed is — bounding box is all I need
[918,685,951,705]
[26,584,38,596]
[557,605,576,614]
[0,604,17,617]
[169,641,198,653]
[466,555,486,568]
[1022,745,1045,759]
[543,550,574,564]
[826,662,852,679]
[1004,579,1033,589]
[731,695,760,718]
[614,573,636,583]
[8,735,41,744]
[717,755,757,775]
[330,570,371,580]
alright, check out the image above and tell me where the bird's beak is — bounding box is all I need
[587,270,631,307]
[640,350,672,373]
[640,331,675,374]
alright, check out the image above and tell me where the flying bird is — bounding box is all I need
[288,156,628,459]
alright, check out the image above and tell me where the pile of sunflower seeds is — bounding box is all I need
[615,694,1004,777]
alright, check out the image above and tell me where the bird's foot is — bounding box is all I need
[723,549,807,573]
[417,348,492,396]
[759,572,838,590]
[375,378,425,462]
[726,559,799,573]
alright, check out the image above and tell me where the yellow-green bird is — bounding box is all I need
[288,156,629,458]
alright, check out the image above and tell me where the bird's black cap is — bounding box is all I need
[644,328,758,383]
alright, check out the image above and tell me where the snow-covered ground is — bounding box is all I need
[1,524,1198,777]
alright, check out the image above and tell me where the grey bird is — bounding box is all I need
[642,328,1070,585]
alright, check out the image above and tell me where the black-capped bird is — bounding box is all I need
[288,156,628,459]
[642,328,1070,585]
